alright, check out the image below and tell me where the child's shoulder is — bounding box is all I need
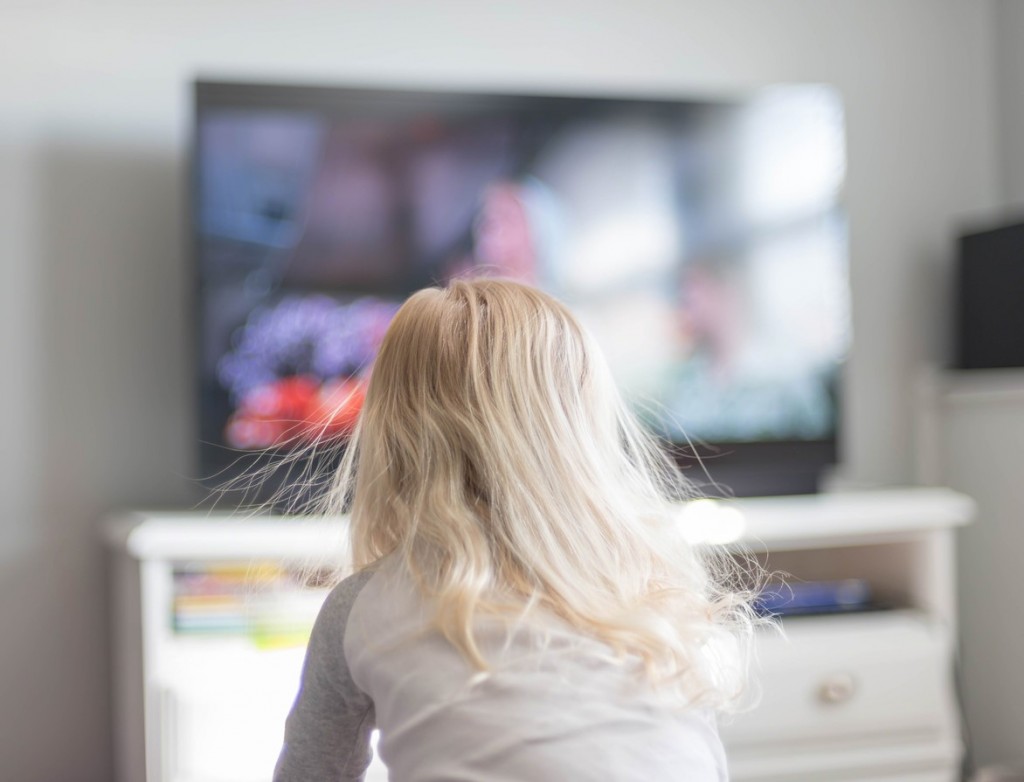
[311,565,381,645]
[323,566,378,617]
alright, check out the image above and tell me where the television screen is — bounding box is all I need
[194,81,848,494]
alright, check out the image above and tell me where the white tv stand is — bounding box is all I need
[106,487,973,782]
[714,489,972,781]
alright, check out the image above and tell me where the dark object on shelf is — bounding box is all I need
[755,578,874,617]
[956,221,1024,370]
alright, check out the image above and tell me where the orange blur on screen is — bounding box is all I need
[224,376,366,449]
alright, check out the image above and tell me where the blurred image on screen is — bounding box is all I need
[196,85,847,457]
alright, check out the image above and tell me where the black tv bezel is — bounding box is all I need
[190,78,844,501]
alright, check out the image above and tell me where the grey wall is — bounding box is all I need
[995,0,1024,213]
[0,2,1001,779]
[940,0,1024,772]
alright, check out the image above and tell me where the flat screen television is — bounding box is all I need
[193,80,848,499]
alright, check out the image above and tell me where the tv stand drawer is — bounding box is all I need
[722,611,959,780]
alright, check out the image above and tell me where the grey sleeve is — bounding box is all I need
[274,569,377,782]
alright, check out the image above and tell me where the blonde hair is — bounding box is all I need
[314,279,757,709]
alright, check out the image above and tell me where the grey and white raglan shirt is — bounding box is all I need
[273,557,729,782]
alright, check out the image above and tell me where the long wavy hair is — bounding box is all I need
[317,279,759,710]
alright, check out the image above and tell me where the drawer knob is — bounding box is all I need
[817,673,857,705]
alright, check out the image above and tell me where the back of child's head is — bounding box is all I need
[324,278,758,710]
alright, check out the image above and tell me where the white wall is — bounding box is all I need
[0,2,1000,779]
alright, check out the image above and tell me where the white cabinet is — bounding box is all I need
[915,368,1024,771]
[106,487,973,782]
[724,613,959,781]
[715,489,972,782]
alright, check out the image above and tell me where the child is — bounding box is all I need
[273,279,756,781]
